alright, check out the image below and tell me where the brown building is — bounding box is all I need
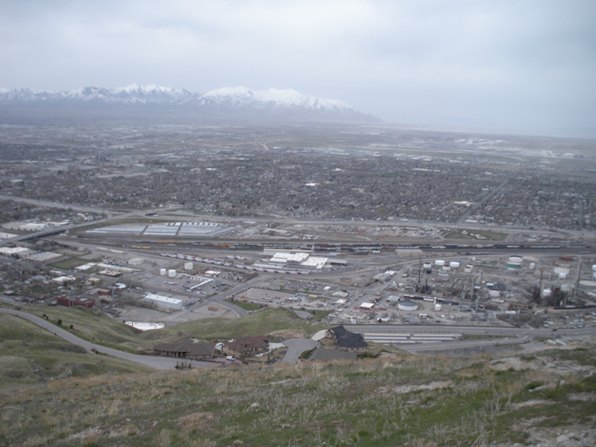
[223,336,269,358]
[155,340,216,360]
[324,326,367,351]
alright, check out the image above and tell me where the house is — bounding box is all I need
[55,295,95,308]
[224,336,269,358]
[154,339,216,360]
[56,295,75,307]
[324,325,368,351]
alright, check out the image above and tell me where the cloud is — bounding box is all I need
[0,0,594,136]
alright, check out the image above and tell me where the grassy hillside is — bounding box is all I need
[22,305,325,351]
[1,339,594,446]
[25,305,155,353]
[143,307,325,342]
[0,314,145,386]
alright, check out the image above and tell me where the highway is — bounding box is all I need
[0,308,218,370]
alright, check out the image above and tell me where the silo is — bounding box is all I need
[398,300,418,311]
[506,256,523,270]
[184,262,194,271]
[435,260,445,267]
[159,268,167,276]
[449,261,460,269]
[168,269,177,278]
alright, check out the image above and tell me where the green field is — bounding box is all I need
[25,305,154,353]
[442,228,507,241]
[144,307,326,342]
[24,306,326,351]
[0,314,144,386]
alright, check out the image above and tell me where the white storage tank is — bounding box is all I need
[184,262,194,271]
[464,264,473,273]
[168,269,177,278]
[561,284,572,293]
[541,288,552,298]
[398,300,418,311]
[434,303,442,311]
[159,268,167,276]
[449,261,460,269]
[506,256,523,270]
[592,264,596,272]
[435,260,445,267]
[488,290,500,298]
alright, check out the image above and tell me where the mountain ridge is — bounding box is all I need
[0,84,377,123]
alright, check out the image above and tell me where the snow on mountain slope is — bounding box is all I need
[202,86,351,111]
[0,84,376,122]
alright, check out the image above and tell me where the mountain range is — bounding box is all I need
[0,84,377,124]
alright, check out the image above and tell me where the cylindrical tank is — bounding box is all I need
[435,260,445,267]
[592,264,596,272]
[398,300,418,311]
[449,261,460,269]
[541,288,552,298]
[558,272,568,280]
[168,269,177,278]
[184,262,193,271]
[434,303,442,311]
[506,256,523,270]
[561,284,572,293]
[488,290,500,298]
[159,268,167,276]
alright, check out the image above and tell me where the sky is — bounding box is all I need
[1,0,595,137]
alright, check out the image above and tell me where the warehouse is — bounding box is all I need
[143,293,183,311]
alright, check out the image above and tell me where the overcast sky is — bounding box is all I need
[1,0,595,137]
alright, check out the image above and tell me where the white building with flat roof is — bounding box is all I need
[143,293,183,311]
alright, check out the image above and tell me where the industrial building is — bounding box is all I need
[143,293,183,311]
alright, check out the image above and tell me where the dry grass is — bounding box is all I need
[1,347,594,446]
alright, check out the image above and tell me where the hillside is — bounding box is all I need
[0,306,594,446]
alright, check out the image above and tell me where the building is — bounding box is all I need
[55,295,95,308]
[224,336,269,358]
[324,326,368,351]
[143,293,183,311]
[154,340,216,360]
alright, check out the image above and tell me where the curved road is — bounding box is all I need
[0,308,218,370]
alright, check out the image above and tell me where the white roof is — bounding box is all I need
[270,252,310,263]
[301,256,328,269]
[0,246,30,255]
[359,302,375,309]
[144,293,182,305]
[124,321,165,331]
[75,262,97,271]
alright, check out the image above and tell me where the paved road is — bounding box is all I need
[0,308,218,370]
[281,338,319,363]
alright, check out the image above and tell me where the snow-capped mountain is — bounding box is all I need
[0,84,376,123]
